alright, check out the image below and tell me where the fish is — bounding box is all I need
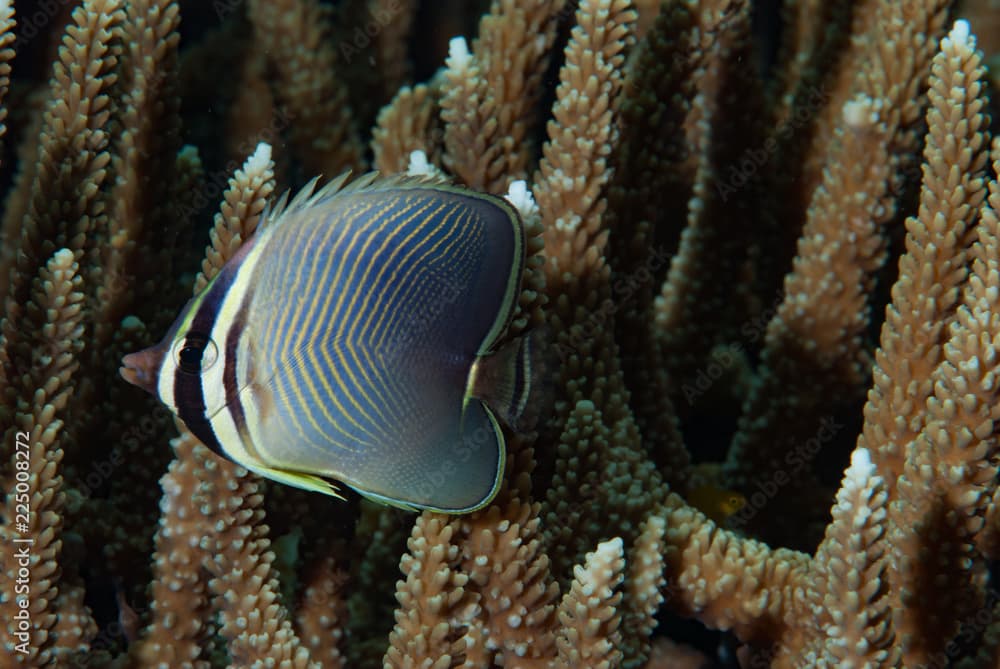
[113,578,141,644]
[686,485,747,525]
[120,172,537,514]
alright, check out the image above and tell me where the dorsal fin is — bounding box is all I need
[258,171,353,231]
[257,170,468,233]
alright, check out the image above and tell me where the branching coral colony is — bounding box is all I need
[1,0,999,667]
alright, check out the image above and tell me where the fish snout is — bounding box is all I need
[120,346,165,396]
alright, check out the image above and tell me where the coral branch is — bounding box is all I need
[194,142,276,293]
[441,0,565,193]
[555,537,626,669]
[247,0,364,177]
[0,0,13,164]
[0,249,88,665]
[806,449,897,666]
[373,83,443,175]
[384,513,483,667]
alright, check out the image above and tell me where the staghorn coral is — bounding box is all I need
[246,0,365,179]
[0,0,12,164]
[2,0,1000,667]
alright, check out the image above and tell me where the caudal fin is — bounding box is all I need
[470,329,551,432]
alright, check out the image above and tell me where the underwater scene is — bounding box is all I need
[2,0,1000,666]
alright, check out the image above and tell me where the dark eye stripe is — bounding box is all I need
[178,333,210,374]
[174,265,239,457]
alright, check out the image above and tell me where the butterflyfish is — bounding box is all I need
[120,172,537,514]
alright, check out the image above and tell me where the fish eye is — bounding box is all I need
[173,332,218,374]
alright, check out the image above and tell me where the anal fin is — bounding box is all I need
[245,463,347,501]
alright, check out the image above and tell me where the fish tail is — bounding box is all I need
[471,329,550,432]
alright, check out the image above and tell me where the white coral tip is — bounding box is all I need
[406,150,431,176]
[446,37,471,71]
[52,248,75,265]
[505,180,538,219]
[846,447,876,486]
[945,19,972,50]
[246,142,273,173]
[406,150,445,179]
[842,96,877,128]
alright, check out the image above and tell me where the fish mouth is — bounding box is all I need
[119,346,165,396]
